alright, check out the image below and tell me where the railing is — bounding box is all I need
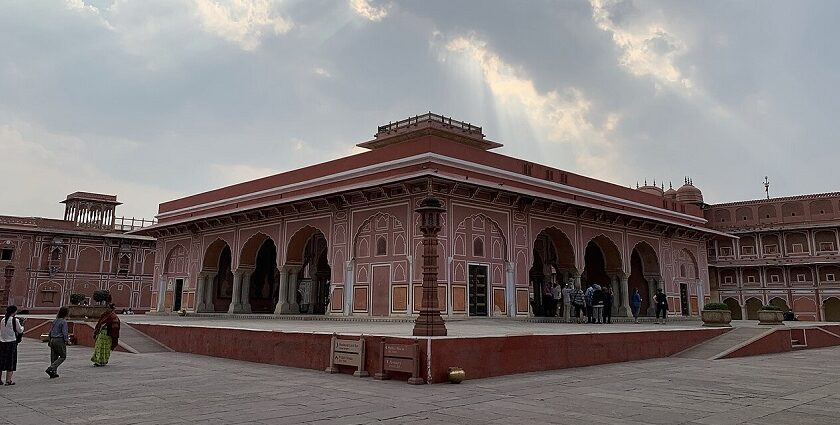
[377,112,483,136]
[114,216,157,232]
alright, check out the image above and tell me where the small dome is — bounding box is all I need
[638,185,664,197]
[664,182,677,200]
[676,178,703,204]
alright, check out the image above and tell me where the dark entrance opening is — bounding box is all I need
[173,278,184,311]
[295,231,331,315]
[468,264,489,316]
[680,283,689,316]
[213,246,234,312]
[583,241,609,288]
[249,239,278,313]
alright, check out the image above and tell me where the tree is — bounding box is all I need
[92,289,111,305]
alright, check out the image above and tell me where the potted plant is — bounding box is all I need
[92,289,111,305]
[758,304,784,325]
[701,302,732,327]
[69,293,86,306]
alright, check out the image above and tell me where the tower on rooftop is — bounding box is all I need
[356,112,503,151]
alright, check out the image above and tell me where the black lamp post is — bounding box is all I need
[412,196,448,336]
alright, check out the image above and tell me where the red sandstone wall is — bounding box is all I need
[428,329,729,383]
[129,324,727,384]
[721,329,792,359]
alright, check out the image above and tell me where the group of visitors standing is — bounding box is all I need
[0,304,121,386]
[538,280,670,325]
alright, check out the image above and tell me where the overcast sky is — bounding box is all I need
[1,0,837,220]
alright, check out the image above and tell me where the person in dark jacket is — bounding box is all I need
[603,286,613,324]
[654,289,668,324]
[46,307,70,378]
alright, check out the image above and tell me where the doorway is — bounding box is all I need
[173,278,184,311]
[680,283,689,316]
[468,264,488,316]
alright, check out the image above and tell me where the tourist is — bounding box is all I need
[45,307,71,379]
[784,309,797,321]
[127,308,134,315]
[584,284,595,323]
[631,289,642,324]
[592,284,604,324]
[562,281,573,323]
[91,304,120,367]
[603,286,613,324]
[553,283,563,317]
[654,289,668,324]
[0,305,24,385]
[572,285,585,323]
[542,281,555,317]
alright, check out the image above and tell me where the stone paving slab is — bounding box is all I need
[2,340,840,424]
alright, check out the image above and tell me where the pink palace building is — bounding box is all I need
[135,113,730,318]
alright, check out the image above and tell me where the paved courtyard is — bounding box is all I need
[2,339,840,424]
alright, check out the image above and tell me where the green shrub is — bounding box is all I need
[69,293,86,305]
[92,289,111,305]
[760,304,782,311]
[703,303,729,311]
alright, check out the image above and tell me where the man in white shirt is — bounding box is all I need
[562,281,573,323]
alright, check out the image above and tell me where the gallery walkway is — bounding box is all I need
[2,340,839,424]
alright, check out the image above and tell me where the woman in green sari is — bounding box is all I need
[91,304,120,366]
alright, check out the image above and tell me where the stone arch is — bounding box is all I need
[455,214,508,260]
[239,232,275,268]
[164,244,188,275]
[809,199,834,218]
[823,297,840,322]
[286,225,328,264]
[529,227,576,317]
[284,225,330,315]
[815,230,837,252]
[781,202,805,219]
[769,296,789,311]
[745,297,763,320]
[76,247,102,273]
[735,207,754,224]
[352,213,405,260]
[35,281,62,307]
[758,204,777,223]
[723,297,742,320]
[202,238,230,272]
[714,209,731,224]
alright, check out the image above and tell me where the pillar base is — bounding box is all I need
[412,312,448,336]
[274,302,292,315]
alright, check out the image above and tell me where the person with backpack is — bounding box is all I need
[584,284,595,323]
[0,305,24,385]
[631,288,642,324]
[572,285,585,323]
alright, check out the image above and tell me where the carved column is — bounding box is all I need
[288,266,300,314]
[505,261,515,317]
[619,274,631,317]
[240,269,253,313]
[156,277,166,312]
[344,261,354,316]
[194,273,206,312]
[413,196,447,336]
[228,271,243,313]
[274,267,290,314]
[203,273,216,312]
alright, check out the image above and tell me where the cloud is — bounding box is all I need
[348,0,389,22]
[192,0,293,50]
[313,67,331,78]
[441,34,622,181]
[590,0,693,93]
[0,120,179,220]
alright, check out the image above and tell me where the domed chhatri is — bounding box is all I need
[663,183,677,201]
[676,177,704,205]
[636,179,664,197]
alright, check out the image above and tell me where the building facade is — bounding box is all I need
[0,192,156,313]
[137,113,725,318]
[706,193,840,321]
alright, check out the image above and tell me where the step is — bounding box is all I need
[792,344,808,350]
[672,327,769,360]
[118,324,171,354]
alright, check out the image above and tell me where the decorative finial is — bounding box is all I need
[669,181,673,189]
[636,181,639,189]
[764,176,770,199]
[644,179,647,186]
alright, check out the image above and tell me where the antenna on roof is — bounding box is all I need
[764,176,770,199]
